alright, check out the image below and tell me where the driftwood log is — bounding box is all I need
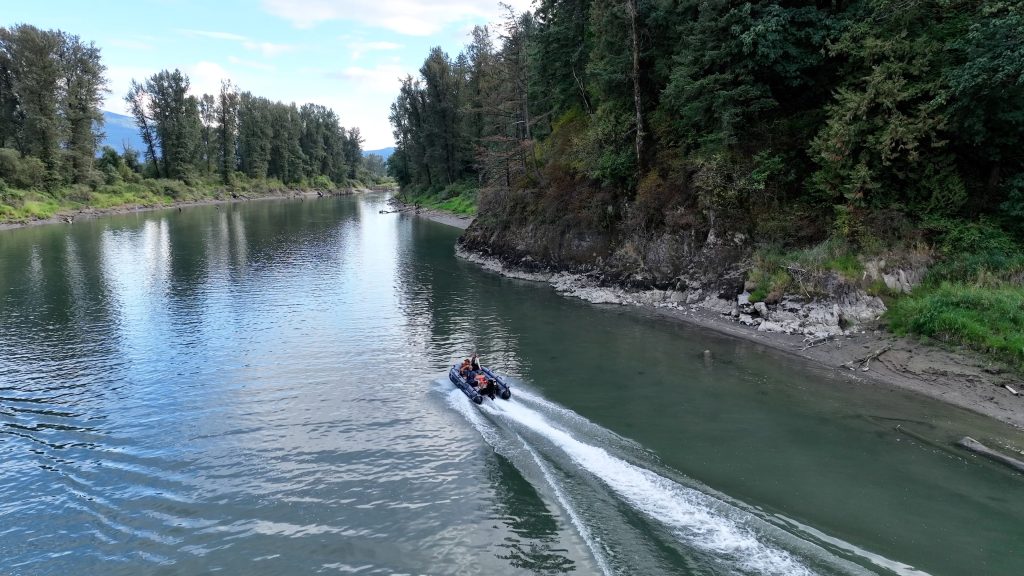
[956,436,1024,474]
[841,343,892,371]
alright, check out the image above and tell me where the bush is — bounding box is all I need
[923,220,1024,286]
[0,148,19,181]
[310,174,334,189]
[0,148,48,189]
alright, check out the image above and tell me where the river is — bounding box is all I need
[1,193,1022,575]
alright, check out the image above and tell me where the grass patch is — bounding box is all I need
[885,220,1024,371]
[747,237,863,300]
[889,283,1024,368]
[397,182,477,216]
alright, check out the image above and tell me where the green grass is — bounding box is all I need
[397,182,478,216]
[433,194,476,215]
[888,283,1024,368]
[883,221,1024,371]
[747,237,864,300]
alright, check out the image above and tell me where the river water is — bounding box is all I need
[1,194,1022,575]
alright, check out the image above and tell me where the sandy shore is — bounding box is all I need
[401,202,1024,430]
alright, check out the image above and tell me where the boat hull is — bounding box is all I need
[448,365,512,404]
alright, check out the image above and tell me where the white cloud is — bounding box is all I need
[228,55,276,71]
[243,41,294,57]
[177,29,248,42]
[302,93,395,149]
[326,64,413,94]
[176,29,295,59]
[261,0,534,35]
[349,40,403,60]
[103,65,158,114]
[188,61,232,98]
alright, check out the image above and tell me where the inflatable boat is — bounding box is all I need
[449,365,512,404]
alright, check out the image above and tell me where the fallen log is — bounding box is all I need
[799,334,835,351]
[956,436,1024,474]
[841,343,892,371]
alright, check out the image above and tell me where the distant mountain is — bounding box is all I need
[363,147,394,160]
[99,110,146,154]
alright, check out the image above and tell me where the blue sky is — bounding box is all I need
[3,0,531,149]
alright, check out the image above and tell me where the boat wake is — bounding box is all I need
[442,381,927,576]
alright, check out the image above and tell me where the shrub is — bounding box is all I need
[0,148,19,181]
[310,174,333,189]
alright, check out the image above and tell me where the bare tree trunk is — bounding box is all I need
[626,0,643,171]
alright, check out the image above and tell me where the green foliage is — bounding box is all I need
[398,181,478,216]
[747,238,864,300]
[889,284,1024,368]
[1,24,106,183]
[0,148,47,189]
[921,220,1024,286]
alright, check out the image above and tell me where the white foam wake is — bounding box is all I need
[484,399,819,576]
[443,387,614,575]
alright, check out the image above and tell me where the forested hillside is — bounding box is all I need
[0,24,378,223]
[390,0,1024,367]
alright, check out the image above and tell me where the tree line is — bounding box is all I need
[0,24,105,189]
[1,23,369,195]
[125,71,365,187]
[389,0,1024,244]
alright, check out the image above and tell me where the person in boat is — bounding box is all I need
[459,358,473,378]
[473,373,496,399]
[470,353,482,372]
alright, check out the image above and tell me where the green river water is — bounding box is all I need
[1,193,1022,575]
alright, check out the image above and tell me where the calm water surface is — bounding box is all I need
[1,194,1022,575]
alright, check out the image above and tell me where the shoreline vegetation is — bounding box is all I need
[0,24,394,230]
[386,0,1024,413]
[394,194,1024,433]
[0,183,391,231]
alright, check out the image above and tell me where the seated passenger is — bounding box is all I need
[459,358,472,378]
[474,373,496,399]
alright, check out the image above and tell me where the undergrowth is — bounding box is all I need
[888,221,1024,369]
[0,175,360,225]
[397,182,477,216]
[747,237,864,301]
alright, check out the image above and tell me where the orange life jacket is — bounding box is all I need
[475,374,488,387]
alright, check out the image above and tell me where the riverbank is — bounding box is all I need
[386,196,473,229]
[452,245,1024,429]
[387,196,1024,429]
[0,188,367,231]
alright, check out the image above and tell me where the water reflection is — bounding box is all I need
[2,196,1024,576]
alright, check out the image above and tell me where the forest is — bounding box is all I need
[0,24,380,223]
[389,0,1024,368]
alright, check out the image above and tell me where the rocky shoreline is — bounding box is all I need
[454,244,1024,429]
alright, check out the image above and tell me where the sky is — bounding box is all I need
[3,0,533,149]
